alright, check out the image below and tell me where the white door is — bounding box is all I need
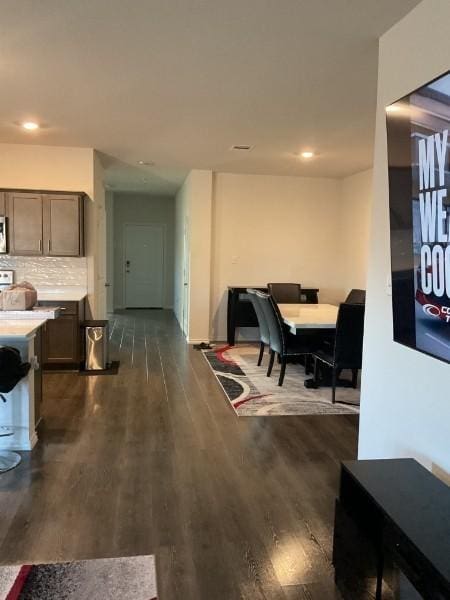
[124,224,164,308]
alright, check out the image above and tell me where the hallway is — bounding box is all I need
[0,310,358,599]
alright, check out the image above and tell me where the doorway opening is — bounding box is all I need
[105,192,175,312]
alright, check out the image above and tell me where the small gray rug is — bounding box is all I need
[0,555,157,599]
[203,344,360,416]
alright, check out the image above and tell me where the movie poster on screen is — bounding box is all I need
[387,71,450,363]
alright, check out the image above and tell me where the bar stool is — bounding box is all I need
[0,345,31,474]
[0,426,21,473]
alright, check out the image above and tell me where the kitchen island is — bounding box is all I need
[0,319,46,451]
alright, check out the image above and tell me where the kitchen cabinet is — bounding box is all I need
[43,194,84,256]
[3,189,85,257]
[34,328,43,427]
[7,192,44,255]
[0,191,5,215]
[40,300,85,369]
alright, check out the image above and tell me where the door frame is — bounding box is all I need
[122,222,166,309]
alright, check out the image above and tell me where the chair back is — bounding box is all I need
[334,303,365,369]
[256,292,285,355]
[267,282,301,304]
[247,288,270,344]
[345,289,366,304]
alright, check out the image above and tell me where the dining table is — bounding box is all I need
[279,303,339,334]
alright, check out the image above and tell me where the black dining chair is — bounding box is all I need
[257,291,315,386]
[345,289,366,304]
[267,283,302,304]
[247,288,270,366]
[312,303,365,403]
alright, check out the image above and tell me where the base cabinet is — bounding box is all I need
[34,328,43,427]
[40,300,85,369]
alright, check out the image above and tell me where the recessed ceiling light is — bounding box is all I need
[231,145,253,151]
[21,121,39,130]
[386,105,400,113]
[300,151,315,159]
[138,160,154,166]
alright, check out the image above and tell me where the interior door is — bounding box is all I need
[7,192,43,255]
[124,224,164,308]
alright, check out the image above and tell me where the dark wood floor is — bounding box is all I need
[0,310,358,599]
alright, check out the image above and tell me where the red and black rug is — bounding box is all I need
[0,555,157,599]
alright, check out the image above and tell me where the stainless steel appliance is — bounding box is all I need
[0,270,13,291]
[84,320,109,370]
[0,217,7,254]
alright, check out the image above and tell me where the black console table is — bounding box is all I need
[227,285,319,345]
[333,459,450,599]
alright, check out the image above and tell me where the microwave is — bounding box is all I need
[0,216,7,254]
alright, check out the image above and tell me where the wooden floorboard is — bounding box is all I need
[0,309,359,599]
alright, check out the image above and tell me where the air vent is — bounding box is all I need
[231,144,253,151]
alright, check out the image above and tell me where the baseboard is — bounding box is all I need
[187,338,210,345]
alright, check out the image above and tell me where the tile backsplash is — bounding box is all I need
[0,256,87,288]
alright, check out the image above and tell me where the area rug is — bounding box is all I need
[203,344,360,416]
[0,555,157,599]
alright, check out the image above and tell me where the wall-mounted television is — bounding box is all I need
[387,70,450,363]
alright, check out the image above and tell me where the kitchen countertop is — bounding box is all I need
[36,288,88,302]
[0,318,47,339]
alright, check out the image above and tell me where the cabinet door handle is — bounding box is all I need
[48,240,51,253]
[39,239,42,252]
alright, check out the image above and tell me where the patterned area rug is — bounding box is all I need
[203,344,360,416]
[0,555,157,599]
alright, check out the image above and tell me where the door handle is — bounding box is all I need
[105,283,111,287]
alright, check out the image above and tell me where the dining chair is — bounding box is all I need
[247,288,270,366]
[267,283,302,304]
[345,289,366,304]
[256,291,315,386]
[312,303,365,403]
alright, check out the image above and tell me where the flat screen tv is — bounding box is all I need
[387,70,450,363]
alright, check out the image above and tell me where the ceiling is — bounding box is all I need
[0,0,421,195]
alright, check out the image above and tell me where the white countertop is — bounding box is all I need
[0,318,47,339]
[36,287,88,302]
[279,303,339,332]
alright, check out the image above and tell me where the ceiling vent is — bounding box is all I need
[231,144,253,151]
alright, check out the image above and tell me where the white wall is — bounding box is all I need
[211,172,348,340]
[359,0,450,476]
[174,170,213,342]
[85,150,107,319]
[174,180,188,329]
[113,192,175,309]
[0,143,103,311]
[339,169,372,293]
[0,144,94,195]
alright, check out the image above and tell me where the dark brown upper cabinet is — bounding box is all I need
[4,190,85,257]
[7,192,44,255]
[43,194,84,257]
[0,191,6,216]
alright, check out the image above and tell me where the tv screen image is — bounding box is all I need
[387,70,450,363]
